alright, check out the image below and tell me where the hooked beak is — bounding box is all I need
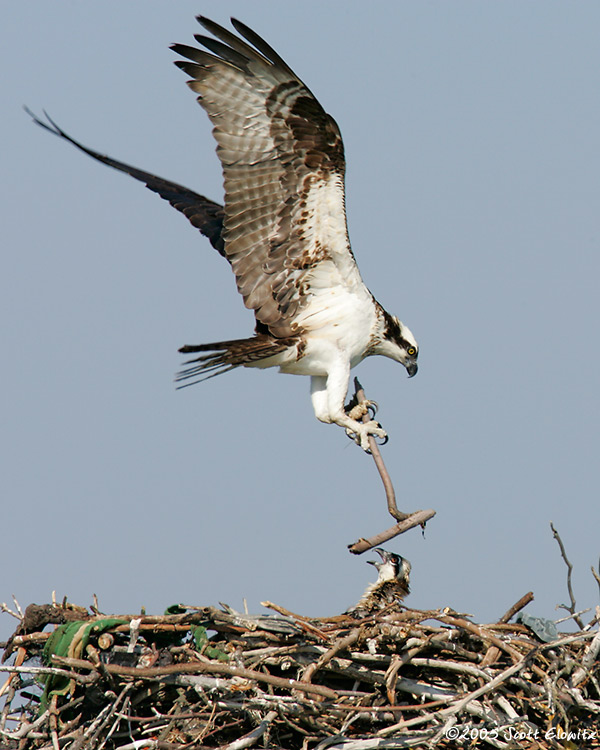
[367,548,387,567]
[406,362,418,378]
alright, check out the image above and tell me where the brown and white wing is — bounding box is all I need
[172,17,364,338]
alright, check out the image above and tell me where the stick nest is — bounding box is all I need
[1,599,599,749]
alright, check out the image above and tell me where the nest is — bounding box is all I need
[1,597,599,749]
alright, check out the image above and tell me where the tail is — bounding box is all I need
[176,335,292,387]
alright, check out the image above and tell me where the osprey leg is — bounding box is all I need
[310,372,386,451]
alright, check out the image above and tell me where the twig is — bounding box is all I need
[554,607,591,625]
[570,611,600,688]
[0,709,51,741]
[52,655,339,700]
[301,630,361,684]
[258,602,331,640]
[0,663,86,680]
[550,522,585,629]
[0,602,22,621]
[379,649,536,737]
[81,683,134,749]
[498,591,534,624]
[408,657,493,682]
[49,694,60,750]
[0,647,26,699]
[345,380,436,553]
[436,615,529,665]
[347,510,436,554]
[352,379,405,521]
[592,561,600,597]
[223,710,277,750]
[481,591,534,668]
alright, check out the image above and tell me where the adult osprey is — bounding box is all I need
[29,16,419,450]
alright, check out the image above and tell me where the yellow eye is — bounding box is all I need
[407,347,416,356]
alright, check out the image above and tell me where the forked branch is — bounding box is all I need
[550,521,585,629]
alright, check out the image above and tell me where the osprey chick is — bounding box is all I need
[29,16,419,450]
[348,548,411,617]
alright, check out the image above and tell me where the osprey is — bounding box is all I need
[29,16,419,450]
[348,548,411,617]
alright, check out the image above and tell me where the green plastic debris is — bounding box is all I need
[191,625,229,662]
[164,603,188,615]
[40,618,125,710]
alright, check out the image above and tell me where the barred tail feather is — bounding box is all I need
[176,334,294,388]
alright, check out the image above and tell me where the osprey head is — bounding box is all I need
[378,313,419,378]
[367,547,411,584]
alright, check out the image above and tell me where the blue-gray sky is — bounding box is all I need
[2,2,599,642]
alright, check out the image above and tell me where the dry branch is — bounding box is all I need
[348,510,436,555]
[551,521,585,629]
[498,591,534,624]
[352,380,406,522]
[480,591,534,668]
[347,379,436,554]
[52,655,339,700]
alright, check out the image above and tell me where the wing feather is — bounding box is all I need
[172,18,364,337]
[25,109,226,256]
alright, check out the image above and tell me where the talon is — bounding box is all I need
[344,419,387,452]
[346,399,378,421]
[345,427,369,452]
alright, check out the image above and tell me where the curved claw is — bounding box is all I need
[344,420,387,453]
[345,427,359,443]
[345,428,372,454]
[367,401,379,419]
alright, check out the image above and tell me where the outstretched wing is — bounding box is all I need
[172,17,364,338]
[26,109,226,256]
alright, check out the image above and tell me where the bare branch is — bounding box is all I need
[223,711,278,750]
[344,379,436,553]
[550,521,585,629]
[301,629,361,684]
[52,654,339,701]
[570,619,600,688]
[352,379,405,521]
[354,378,408,521]
[480,591,535,668]
[592,560,600,598]
[498,591,534,624]
[347,510,436,555]
[554,608,591,625]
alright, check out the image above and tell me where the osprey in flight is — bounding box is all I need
[30,16,418,450]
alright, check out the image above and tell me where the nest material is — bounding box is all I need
[1,600,599,749]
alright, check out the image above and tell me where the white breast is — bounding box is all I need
[280,261,378,377]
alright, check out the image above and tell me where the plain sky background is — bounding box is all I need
[2,2,599,645]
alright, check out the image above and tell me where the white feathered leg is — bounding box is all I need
[310,365,386,451]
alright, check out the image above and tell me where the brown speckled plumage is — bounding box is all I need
[348,548,411,618]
